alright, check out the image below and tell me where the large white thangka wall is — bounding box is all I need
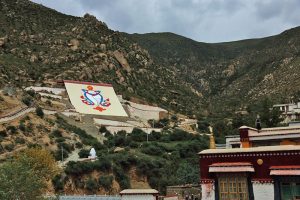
[64,81,127,117]
[252,181,274,200]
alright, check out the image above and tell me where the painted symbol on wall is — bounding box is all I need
[80,85,111,112]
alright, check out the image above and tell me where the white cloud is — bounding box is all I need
[31,0,300,42]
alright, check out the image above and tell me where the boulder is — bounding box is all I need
[0,36,7,47]
[30,54,38,63]
[100,43,106,51]
[68,39,80,51]
[113,50,131,72]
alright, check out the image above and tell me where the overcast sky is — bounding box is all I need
[31,0,300,43]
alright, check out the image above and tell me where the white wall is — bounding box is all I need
[121,194,156,200]
[201,183,215,200]
[252,182,274,200]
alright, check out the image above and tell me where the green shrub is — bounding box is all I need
[113,166,130,190]
[51,129,62,138]
[75,142,83,148]
[113,153,136,171]
[55,137,65,143]
[4,144,15,151]
[36,107,44,118]
[93,158,111,172]
[141,142,165,156]
[85,178,98,192]
[99,126,107,133]
[26,89,36,97]
[6,126,17,134]
[19,122,26,132]
[27,143,42,148]
[75,179,85,189]
[149,131,162,141]
[58,142,74,153]
[130,128,147,142]
[52,175,64,192]
[22,96,33,106]
[169,129,192,141]
[98,175,113,191]
[53,148,69,161]
[0,130,7,137]
[129,141,139,148]
[15,137,26,144]
[78,149,90,158]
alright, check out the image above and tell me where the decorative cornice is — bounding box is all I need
[252,179,274,184]
[199,151,300,158]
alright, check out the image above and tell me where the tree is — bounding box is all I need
[16,148,60,180]
[0,148,59,199]
[0,161,44,200]
[176,161,198,184]
[259,98,282,127]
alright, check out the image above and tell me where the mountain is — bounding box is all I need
[2,0,300,119]
[125,28,300,115]
[0,0,205,118]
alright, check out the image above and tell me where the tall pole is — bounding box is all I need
[147,132,148,142]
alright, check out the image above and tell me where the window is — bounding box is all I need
[281,182,300,200]
[218,174,249,200]
[231,144,241,148]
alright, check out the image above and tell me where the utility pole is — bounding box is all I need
[147,119,155,142]
[147,132,148,142]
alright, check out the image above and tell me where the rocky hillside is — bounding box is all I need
[125,28,300,115]
[0,0,203,117]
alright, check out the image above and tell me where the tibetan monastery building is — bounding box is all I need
[199,125,300,200]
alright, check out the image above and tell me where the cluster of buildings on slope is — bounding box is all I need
[273,102,300,124]
[199,122,300,200]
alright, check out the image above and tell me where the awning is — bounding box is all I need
[270,166,300,176]
[209,162,254,173]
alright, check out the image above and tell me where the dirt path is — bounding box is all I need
[0,107,35,124]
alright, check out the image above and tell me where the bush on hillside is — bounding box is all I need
[130,128,147,142]
[22,96,33,106]
[169,129,192,141]
[0,130,7,137]
[113,166,130,190]
[141,143,164,156]
[52,175,64,192]
[78,149,90,158]
[85,178,98,192]
[6,126,17,134]
[93,158,112,172]
[98,175,113,191]
[36,107,44,118]
[50,129,62,138]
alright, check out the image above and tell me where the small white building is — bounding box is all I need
[120,189,159,200]
[273,102,300,123]
[89,148,97,159]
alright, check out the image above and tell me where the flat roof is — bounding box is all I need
[199,145,300,154]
